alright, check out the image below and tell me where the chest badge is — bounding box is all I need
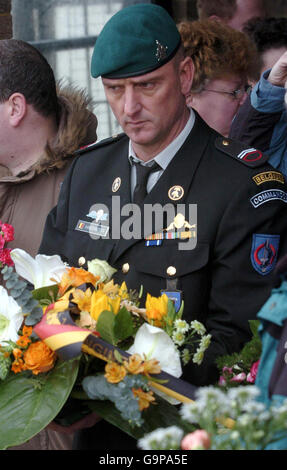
[112,177,121,192]
[168,185,184,201]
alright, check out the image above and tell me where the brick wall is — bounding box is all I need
[0,0,12,39]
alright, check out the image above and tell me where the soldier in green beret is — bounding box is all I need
[40,4,287,449]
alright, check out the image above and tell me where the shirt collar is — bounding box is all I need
[128,108,195,169]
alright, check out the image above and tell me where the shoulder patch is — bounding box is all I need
[74,133,126,156]
[215,137,269,168]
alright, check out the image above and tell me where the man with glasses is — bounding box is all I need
[40,4,287,448]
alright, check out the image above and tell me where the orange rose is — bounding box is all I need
[23,341,57,375]
[104,361,126,383]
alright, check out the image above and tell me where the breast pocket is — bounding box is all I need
[133,242,210,278]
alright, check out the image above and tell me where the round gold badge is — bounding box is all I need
[168,185,184,201]
[112,177,121,192]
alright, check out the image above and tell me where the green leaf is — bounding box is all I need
[114,307,135,343]
[32,284,59,304]
[96,310,116,345]
[249,319,260,337]
[0,359,79,450]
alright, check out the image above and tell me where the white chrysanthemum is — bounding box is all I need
[228,386,260,404]
[174,319,189,333]
[172,330,185,346]
[199,334,212,351]
[192,349,204,365]
[138,426,184,450]
[0,286,23,345]
[190,320,206,335]
[180,401,202,424]
[11,248,67,289]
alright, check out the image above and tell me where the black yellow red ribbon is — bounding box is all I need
[34,309,197,403]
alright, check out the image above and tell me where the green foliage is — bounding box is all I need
[1,266,43,325]
[82,373,150,427]
[0,359,79,449]
[96,307,135,346]
[216,320,261,385]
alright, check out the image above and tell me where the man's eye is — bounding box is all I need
[139,82,154,89]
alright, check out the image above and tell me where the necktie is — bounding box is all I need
[133,161,160,204]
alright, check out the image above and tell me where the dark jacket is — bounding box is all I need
[40,113,287,387]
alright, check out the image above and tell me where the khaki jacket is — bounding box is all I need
[0,86,98,257]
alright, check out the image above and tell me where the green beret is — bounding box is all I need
[91,3,181,79]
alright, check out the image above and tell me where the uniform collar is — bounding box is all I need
[128,108,195,170]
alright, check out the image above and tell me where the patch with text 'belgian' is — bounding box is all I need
[250,189,287,208]
[252,171,285,186]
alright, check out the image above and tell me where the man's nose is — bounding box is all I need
[123,88,141,115]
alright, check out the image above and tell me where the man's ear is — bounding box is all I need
[179,56,195,97]
[7,93,27,126]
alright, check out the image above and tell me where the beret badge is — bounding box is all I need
[155,40,168,62]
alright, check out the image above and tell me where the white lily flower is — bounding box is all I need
[10,248,68,289]
[0,286,23,345]
[128,323,182,404]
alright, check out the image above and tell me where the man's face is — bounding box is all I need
[102,56,192,159]
[227,0,265,31]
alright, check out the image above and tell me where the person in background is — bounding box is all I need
[0,39,98,258]
[242,17,287,76]
[230,51,287,177]
[196,0,266,31]
[178,19,259,137]
[0,39,98,450]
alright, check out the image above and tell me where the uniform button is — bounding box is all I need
[167,266,176,276]
[78,256,86,266]
[222,139,229,146]
[122,263,130,274]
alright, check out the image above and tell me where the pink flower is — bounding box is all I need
[0,222,14,242]
[0,236,5,250]
[181,430,211,450]
[247,360,260,384]
[0,248,14,267]
[230,372,246,383]
[219,376,226,386]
